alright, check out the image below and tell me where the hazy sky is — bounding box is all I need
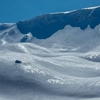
[0,0,100,23]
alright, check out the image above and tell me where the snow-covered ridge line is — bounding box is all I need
[83,6,100,10]
[49,9,77,14]
[17,6,100,39]
[0,23,15,31]
[50,6,100,15]
[0,23,15,24]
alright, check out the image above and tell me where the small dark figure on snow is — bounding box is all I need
[15,60,22,64]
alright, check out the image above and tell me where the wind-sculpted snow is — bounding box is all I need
[17,6,100,39]
[1,43,100,100]
[0,6,100,100]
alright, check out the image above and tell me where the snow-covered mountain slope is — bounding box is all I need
[17,6,100,39]
[0,6,100,100]
[31,25,100,53]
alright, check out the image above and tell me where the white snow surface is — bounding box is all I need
[83,6,100,10]
[0,9,100,100]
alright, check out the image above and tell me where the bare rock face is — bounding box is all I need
[17,7,100,39]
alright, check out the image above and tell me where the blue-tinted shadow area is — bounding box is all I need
[17,7,100,39]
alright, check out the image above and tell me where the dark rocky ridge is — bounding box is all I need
[17,7,100,39]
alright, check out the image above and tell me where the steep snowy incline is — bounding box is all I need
[0,24,33,45]
[17,6,100,39]
[31,25,100,52]
[0,6,100,53]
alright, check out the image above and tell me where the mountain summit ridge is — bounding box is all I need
[17,6,100,39]
[0,6,100,51]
